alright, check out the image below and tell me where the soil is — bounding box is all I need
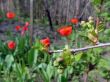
[0,21,56,40]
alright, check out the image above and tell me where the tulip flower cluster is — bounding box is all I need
[40,18,78,47]
[5,11,30,49]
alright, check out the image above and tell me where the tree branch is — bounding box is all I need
[30,0,33,45]
[78,1,90,20]
[49,43,110,53]
[43,0,54,31]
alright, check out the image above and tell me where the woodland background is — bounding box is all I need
[0,0,94,25]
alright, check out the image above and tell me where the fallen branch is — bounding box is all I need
[49,43,110,53]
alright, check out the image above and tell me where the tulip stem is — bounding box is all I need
[66,37,71,45]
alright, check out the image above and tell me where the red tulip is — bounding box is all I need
[8,41,16,50]
[15,25,21,31]
[25,22,29,27]
[40,37,50,47]
[21,26,28,36]
[57,26,72,36]
[21,30,25,36]
[70,18,78,24]
[22,26,28,31]
[6,11,16,19]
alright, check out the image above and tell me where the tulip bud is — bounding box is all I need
[81,21,86,25]
[57,69,64,74]
[53,60,59,67]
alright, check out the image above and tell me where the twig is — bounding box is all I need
[78,1,90,19]
[49,43,110,53]
[0,1,4,13]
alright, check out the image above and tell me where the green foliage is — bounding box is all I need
[92,0,102,5]
[1,1,110,82]
[97,58,110,80]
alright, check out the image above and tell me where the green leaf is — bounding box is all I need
[27,48,37,67]
[5,55,14,69]
[15,64,22,78]
[16,37,25,50]
[98,58,110,70]
[75,52,83,61]
[104,29,110,35]
[92,0,101,5]
[97,23,104,32]
[61,49,73,66]
[58,75,67,82]
[67,66,73,74]
[37,64,50,82]
[93,48,103,54]
[100,12,109,17]
[46,63,54,79]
